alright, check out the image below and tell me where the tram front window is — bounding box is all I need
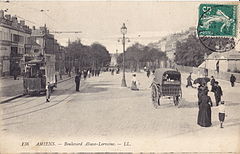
[24,65,41,78]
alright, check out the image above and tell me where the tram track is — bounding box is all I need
[0,76,74,104]
[1,80,87,122]
[1,77,73,108]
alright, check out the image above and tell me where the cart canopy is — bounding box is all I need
[153,68,181,85]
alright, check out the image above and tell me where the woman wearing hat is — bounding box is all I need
[197,89,213,127]
[131,74,139,91]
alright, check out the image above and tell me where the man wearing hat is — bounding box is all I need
[212,81,223,106]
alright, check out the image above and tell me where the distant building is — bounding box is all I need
[31,25,55,55]
[55,43,66,75]
[147,27,196,68]
[24,36,42,62]
[110,53,118,67]
[0,10,31,76]
[199,49,240,73]
[164,27,196,61]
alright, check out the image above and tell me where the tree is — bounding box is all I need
[90,43,111,69]
[65,40,111,72]
[117,43,167,71]
[175,34,212,67]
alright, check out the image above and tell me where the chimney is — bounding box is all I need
[12,16,17,23]
[5,14,11,20]
[20,20,25,26]
[0,10,4,18]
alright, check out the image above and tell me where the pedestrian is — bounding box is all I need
[212,81,223,106]
[75,73,81,92]
[186,73,193,88]
[131,74,140,91]
[98,69,100,76]
[95,69,97,76]
[210,76,215,92]
[111,69,114,75]
[55,74,58,88]
[147,69,150,78]
[197,82,208,105]
[13,70,17,80]
[88,69,91,78]
[46,82,51,102]
[216,60,219,73]
[144,66,147,72]
[197,89,213,127]
[152,70,155,75]
[218,101,225,128]
[92,69,95,77]
[116,68,120,74]
[13,66,20,80]
[230,74,236,87]
[83,69,88,80]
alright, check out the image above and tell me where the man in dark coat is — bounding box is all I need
[83,69,88,80]
[210,76,215,92]
[230,74,236,87]
[75,73,81,92]
[186,73,193,88]
[147,69,150,78]
[212,81,223,106]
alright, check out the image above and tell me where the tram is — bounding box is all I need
[23,54,56,95]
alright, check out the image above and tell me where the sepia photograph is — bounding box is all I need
[0,1,239,153]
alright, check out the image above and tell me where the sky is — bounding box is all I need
[0,1,222,53]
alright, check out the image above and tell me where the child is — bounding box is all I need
[218,101,225,128]
[46,82,51,102]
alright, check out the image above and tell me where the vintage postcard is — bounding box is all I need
[0,1,240,153]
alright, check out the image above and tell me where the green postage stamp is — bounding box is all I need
[198,4,237,37]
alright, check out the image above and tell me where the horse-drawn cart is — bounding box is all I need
[151,68,182,107]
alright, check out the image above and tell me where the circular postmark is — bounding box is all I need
[197,4,238,52]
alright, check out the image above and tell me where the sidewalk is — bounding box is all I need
[0,74,73,103]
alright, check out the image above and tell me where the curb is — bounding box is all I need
[0,94,25,104]
[0,77,74,104]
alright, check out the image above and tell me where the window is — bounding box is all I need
[36,39,40,45]
[19,35,24,43]
[34,49,39,53]
[13,34,20,42]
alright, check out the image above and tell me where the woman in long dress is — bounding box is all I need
[131,74,139,91]
[197,90,213,127]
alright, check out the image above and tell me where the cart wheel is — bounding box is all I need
[152,84,160,107]
[173,96,179,106]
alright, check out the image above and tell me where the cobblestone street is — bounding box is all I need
[1,71,240,152]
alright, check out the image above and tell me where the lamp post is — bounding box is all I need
[121,23,127,87]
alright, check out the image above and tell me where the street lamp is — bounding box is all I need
[121,23,127,87]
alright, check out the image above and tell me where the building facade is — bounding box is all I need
[199,49,240,73]
[0,10,31,76]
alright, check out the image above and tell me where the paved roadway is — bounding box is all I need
[0,71,239,153]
